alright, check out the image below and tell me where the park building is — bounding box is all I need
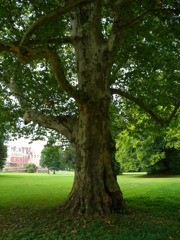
[5,145,40,168]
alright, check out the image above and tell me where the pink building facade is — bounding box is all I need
[5,146,40,167]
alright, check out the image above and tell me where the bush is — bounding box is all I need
[26,163,36,170]
[27,167,35,173]
[3,167,27,172]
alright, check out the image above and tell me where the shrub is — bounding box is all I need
[3,167,27,172]
[26,163,36,170]
[27,167,35,173]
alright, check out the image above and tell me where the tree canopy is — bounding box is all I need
[0,0,179,139]
[0,0,179,215]
[116,121,180,173]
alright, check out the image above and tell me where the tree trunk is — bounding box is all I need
[60,100,125,215]
[59,3,126,215]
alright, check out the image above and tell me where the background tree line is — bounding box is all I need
[40,144,75,174]
[114,102,180,174]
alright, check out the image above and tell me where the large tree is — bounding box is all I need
[0,0,179,215]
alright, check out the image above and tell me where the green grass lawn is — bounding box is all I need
[0,172,179,240]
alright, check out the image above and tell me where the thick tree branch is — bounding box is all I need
[0,40,81,103]
[23,110,76,142]
[110,88,180,126]
[28,36,79,46]
[1,76,77,142]
[0,74,29,109]
[1,36,78,49]
[20,0,94,46]
[167,100,180,123]
[108,6,180,54]
[0,40,48,61]
[90,0,104,43]
[0,41,19,54]
[47,49,80,101]
[119,8,180,30]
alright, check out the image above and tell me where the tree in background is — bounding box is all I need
[40,145,64,174]
[116,131,165,172]
[26,163,37,173]
[116,107,180,174]
[0,134,7,170]
[0,1,179,215]
[62,145,76,171]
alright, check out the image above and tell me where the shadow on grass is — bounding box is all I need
[135,173,180,178]
[0,201,179,240]
[125,196,179,211]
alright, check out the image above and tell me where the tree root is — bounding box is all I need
[59,189,127,217]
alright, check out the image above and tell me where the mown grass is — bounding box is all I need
[0,172,179,240]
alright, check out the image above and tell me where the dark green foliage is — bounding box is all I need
[62,145,76,170]
[149,148,180,174]
[112,150,122,175]
[0,133,7,170]
[167,148,180,174]
[114,159,121,175]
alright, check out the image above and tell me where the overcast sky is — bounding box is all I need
[7,138,46,154]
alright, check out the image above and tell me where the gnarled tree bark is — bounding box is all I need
[61,100,125,215]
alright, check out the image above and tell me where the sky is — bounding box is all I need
[7,138,46,154]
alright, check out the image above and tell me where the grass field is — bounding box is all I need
[0,172,179,240]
